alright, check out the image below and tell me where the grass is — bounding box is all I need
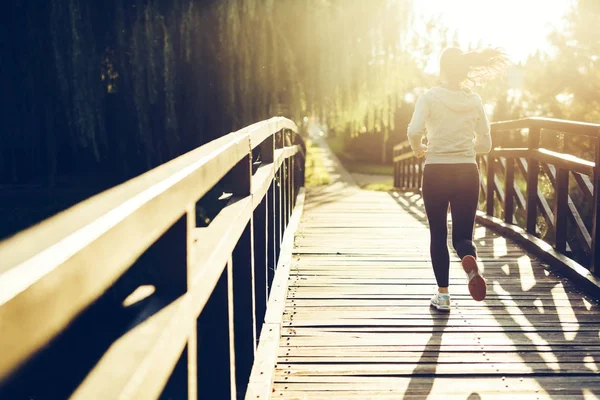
[345,163,393,176]
[360,180,396,192]
[326,135,395,191]
[304,139,330,187]
[326,135,346,159]
[326,136,393,176]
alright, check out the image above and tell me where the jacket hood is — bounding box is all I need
[427,87,481,112]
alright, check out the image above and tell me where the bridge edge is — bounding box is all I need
[476,211,600,299]
[245,188,306,400]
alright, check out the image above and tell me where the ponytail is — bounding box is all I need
[462,48,508,76]
[440,47,508,87]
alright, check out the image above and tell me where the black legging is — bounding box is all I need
[422,163,480,288]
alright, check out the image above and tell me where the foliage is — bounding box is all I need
[1,0,415,187]
[305,140,330,187]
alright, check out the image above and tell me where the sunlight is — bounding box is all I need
[583,389,600,400]
[517,256,536,292]
[583,298,593,311]
[404,93,416,103]
[493,281,560,371]
[122,285,156,307]
[474,226,486,240]
[397,196,410,207]
[493,237,507,258]
[478,259,485,273]
[501,264,510,276]
[412,0,572,64]
[551,283,580,341]
[533,298,545,314]
[584,356,599,373]
[556,93,574,105]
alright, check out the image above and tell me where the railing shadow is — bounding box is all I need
[389,191,600,399]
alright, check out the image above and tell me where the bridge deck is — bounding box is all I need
[270,183,600,399]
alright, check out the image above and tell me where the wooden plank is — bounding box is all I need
[534,148,595,176]
[279,347,600,356]
[274,362,600,376]
[491,116,600,136]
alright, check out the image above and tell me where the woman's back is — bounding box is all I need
[407,86,491,164]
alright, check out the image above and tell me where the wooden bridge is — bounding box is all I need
[1,117,600,399]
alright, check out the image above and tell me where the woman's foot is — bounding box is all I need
[462,255,487,301]
[430,292,451,311]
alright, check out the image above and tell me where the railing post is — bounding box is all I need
[591,138,600,276]
[526,126,541,235]
[186,207,198,400]
[232,223,255,397]
[199,139,253,399]
[393,151,398,188]
[417,159,423,191]
[285,157,290,226]
[504,158,515,224]
[267,183,276,293]
[554,168,569,253]
[486,155,495,217]
[148,209,194,400]
[290,157,294,209]
[252,198,268,341]
[197,270,231,399]
[398,160,403,188]
[274,163,282,263]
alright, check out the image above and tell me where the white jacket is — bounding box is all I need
[407,87,492,164]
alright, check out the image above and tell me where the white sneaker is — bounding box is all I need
[430,293,451,311]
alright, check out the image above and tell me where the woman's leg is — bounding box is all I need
[422,165,451,290]
[449,163,486,301]
[449,164,480,259]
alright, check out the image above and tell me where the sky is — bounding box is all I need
[412,0,575,65]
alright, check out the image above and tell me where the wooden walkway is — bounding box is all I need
[268,179,600,399]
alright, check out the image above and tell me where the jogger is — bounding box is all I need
[406,47,507,309]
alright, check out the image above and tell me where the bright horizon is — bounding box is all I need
[412,0,575,67]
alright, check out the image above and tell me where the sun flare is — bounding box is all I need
[412,0,573,65]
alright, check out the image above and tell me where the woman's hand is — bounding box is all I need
[414,144,427,158]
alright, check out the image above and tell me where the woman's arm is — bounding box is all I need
[474,100,492,154]
[407,94,429,157]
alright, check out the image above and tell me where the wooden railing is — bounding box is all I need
[393,117,600,278]
[0,117,304,399]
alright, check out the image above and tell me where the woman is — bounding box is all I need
[407,47,507,311]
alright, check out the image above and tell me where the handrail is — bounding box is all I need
[492,116,600,136]
[0,117,303,399]
[393,117,600,278]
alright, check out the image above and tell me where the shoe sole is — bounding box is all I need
[430,302,450,312]
[462,255,487,301]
